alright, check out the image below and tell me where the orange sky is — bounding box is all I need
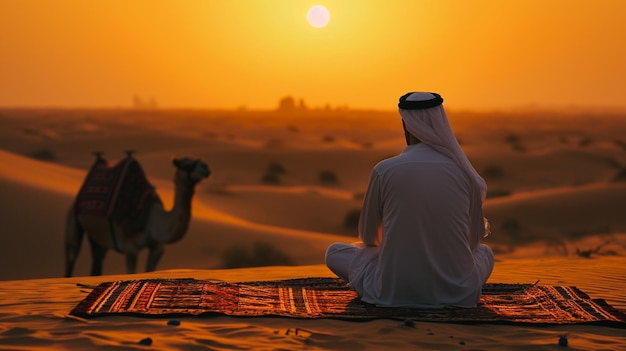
[1,1,625,111]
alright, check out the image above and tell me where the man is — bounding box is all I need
[325,92,494,308]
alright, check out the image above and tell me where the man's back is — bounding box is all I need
[354,143,481,307]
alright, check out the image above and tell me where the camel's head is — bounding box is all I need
[172,157,211,185]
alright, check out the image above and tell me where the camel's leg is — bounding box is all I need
[145,243,164,272]
[88,238,108,276]
[64,208,84,277]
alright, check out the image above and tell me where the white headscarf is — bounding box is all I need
[399,94,488,247]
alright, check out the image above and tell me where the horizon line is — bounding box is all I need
[1,104,626,115]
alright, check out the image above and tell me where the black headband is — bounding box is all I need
[398,92,444,110]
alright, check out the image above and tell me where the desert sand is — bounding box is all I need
[0,107,625,350]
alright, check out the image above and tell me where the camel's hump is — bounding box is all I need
[75,156,156,231]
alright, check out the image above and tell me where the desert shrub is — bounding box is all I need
[261,161,286,184]
[613,168,626,182]
[266,161,286,175]
[574,244,618,258]
[575,247,596,258]
[29,148,56,161]
[500,219,521,236]
[260,172,280,184]
[319,170,338,184]
[220,241,294,268]
[23,128,38,136]
[504,133,526,152]
[604,157,622,170]
[482,165,504,179]
[343,209,361,229]
[322,135,335,143]
[504,133,521,145]
[220,245,247,267]
[578,137,593,147]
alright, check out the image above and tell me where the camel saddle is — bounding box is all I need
[75,153,157,236]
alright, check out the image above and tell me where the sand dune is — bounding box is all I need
[484,182,626,247]
[3,146,626,281]
[0,149,348,280]
[0,149,84,195]
[1,109,626,350]
[2,108,626,281]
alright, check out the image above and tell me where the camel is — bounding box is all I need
[65,153,211,277]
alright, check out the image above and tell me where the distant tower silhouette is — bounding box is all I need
[299,98,308,111]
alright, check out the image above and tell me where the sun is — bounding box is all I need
[307,5,330,28]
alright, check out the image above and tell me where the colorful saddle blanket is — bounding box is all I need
[74,154,156,234]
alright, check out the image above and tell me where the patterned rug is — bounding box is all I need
[70,278,626,327]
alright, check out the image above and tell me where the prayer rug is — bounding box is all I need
[70,278,626,327]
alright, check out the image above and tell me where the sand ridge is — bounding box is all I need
[1,108,626,350]
[1,108,626,279]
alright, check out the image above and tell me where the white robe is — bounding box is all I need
[347,143,493,308]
